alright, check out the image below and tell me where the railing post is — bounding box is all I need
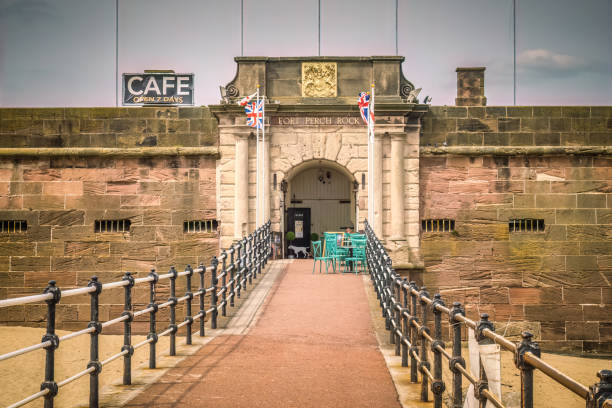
[121,272,135,385]
[41,280,61,408]
[211,256,219,329]
[409,281,419,383]
[449,302,466,408]
[168,267,178,356]
[256,229,262,278]
[475,313,495,408]
[185,265,194,345]
[401,278,409,368]
[88,276,103,408]
[385,266,392,329]
[259,227,264,268]
[395,278,402,356]
[514,331,540,408]
[393,278,401,355]
[147,269,159,369]
[236,243,242,299]
[265,223,269,263]
[248,236,254,284]
[266,222,271,261]
[229,248,236,307]
[241,238,248,291]
[419,286,431,402]
[198,263,206,337]
[376,245,383,311]
[587,370,612,408]
[221,250,227,317]
[431,293,446,408]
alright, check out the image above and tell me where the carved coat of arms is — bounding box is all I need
[302,62,337,97]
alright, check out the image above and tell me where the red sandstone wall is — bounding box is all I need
[420,154,611,353]
[0,155,218,331]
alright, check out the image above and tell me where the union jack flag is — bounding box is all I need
[245,99,264,129]
[238,91,257,107]
[358,92,375,125]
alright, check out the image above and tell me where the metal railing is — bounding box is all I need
[364,220,611,408]
[0,221,271,408]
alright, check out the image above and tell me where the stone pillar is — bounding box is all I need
[405,121,422,266]
[372,132,384,237]
[390,133,405,239]
[455,67,486,106]
[235,133,249,238]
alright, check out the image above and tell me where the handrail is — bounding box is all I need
[0,221,272,408]
[364,220,611,408]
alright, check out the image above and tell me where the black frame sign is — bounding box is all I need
[122,73,194,105]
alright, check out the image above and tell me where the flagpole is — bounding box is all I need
[262,89,266,225]
[366,93,369,225]
[368,84,374,226]
[256,85,260,228]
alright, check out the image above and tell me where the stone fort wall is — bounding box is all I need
[0,107,219,332]
[0,104,610,352]
[420,105,611,353]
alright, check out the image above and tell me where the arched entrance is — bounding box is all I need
[283,160,357,257]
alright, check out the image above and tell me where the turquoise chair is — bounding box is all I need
[312,240,335,274]
[324,236,343,273]
[343,239,367,274]
[343,246,366,274]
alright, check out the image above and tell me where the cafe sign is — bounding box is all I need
[122,73,194,105]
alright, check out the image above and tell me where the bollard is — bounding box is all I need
[88,276,103,408]
[419,286,431,402]
[515,331,540,408]
[185,265,194,345]
[147,269,159,369]
[211,257,219,329]
[41,280,61,408]
[198,263,206,337]
[431,293,446,408]
[449,302,465,408]
[121,272,135,385]
[168,267,178,356]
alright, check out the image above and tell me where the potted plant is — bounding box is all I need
[286,231,296,258]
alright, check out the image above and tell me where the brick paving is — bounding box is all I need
[123,260,400,408]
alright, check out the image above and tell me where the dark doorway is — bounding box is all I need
[286,207,311,258]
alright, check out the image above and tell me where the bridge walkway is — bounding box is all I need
[122,259,401,408]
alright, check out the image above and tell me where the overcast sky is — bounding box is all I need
[0,0,610,107]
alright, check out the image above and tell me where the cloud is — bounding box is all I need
[517,48,610,77]
[0,0,57,21]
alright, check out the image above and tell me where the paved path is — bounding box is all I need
[123,260,400,408]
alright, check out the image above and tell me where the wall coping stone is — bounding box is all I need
[421,146,610,156]
[0,146,219,158]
